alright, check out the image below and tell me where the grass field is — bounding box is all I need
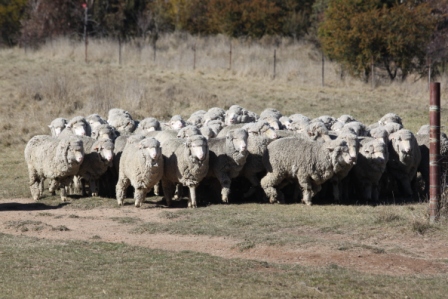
[1,35,448,298]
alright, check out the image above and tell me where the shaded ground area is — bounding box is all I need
[1,198,447,276]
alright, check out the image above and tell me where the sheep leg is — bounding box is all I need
[116,177,130,206]
[90,179,98,197]
[48,179,58,195]
[153,181,160,196]
[174,184,183,200]
[188,186,198,208]
[134,188,147,208]
[216,173,231,203]
[29,173,41,201]
[260,172,284,204]
[161,180,176,207]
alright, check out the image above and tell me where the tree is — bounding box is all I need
[207,0,281,38]
[318,0,437,81]
[20,0,83,47]
[0,0,27,46]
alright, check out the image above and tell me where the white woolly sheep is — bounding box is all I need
[386,129,421,198]
[77,137,114,197]
[161,135,209,208]
[25,135,84,202]
[205,128,249,203]
[350,137,389,201]
[261,136,354,205]
[107,108,137,135]
[224,105,258,126]
[187,110,206,127]
[86,114,107,132]
[58,116,90,138]
[49,118,68,137]
[134,117,161,134]
[259,108,282,120]
[116,137,164,207]
[91,124,118,141]
[203,107,226,124]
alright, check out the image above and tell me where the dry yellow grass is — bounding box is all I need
[1,34,447,148]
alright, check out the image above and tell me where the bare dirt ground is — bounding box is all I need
[1,198,447,276]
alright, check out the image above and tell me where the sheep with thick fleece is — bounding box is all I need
[206,128,249,203]
[350,137,388,201]
[107,108,137,135]
[386,129,421,198]
[224,105,258,126]
[261,136,354,205]
[86,114,107,132]
[76,137,114,197]
[187,110,206,127]
[259,108,282,120]
[237,121,278,198]
[416,128,448,197]
[116,137,163,207]
[58,116,90,138]
[49,118,68,137]
[25,135,84,202]
[91,124,118,141]
[134,117,161,134]
[161,135,209,208]
[203,107,226,124]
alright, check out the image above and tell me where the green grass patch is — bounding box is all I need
[0,233,447,298]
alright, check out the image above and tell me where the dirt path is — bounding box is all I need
[1,198,447,276]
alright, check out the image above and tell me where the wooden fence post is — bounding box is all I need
[429,82,441,223]
[273,49,277,79]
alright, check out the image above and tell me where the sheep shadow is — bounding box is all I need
[0,201,69,211]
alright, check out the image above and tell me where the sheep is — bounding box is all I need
[107,108,137,135]
[161,135,209,208]
[134,117,161,134]
[415,128,448,198]
[187,110,206,127]
[163,115,186,130]
[316,115,336,130]
[25,135,84,202]
[48,118,68,137]
[216,123,246,138]
[205,128,249,203]
[327,132,360,202]
[260,116,281,131]
[200,119,224,139]
[203,107,226,124]
[261,136,354,205]
[236,121,278,198]
[368,126,389,144]
[305,121,332,142]
[177,125,201,139]
[91,124,118,141]
[259,108,282,120]
[379,113,402,126]
[289,117,310,134]
[339,121,369,137]
[331,115,356,132]
[74,137,114,197]
[58,116,90,138]
[86,114,107,132]
[385,129,421,198]
[350,137,389,201]
[279,116,292,130]
[224,105,258,126]
[116,137,164,207]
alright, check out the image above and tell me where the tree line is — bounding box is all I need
[0,0,447,82]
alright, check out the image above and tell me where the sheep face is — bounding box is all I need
[327,140,355,169]
[362,141,388,171]
[139,138,161,162]
[94,140,114,163]
[68,122,87,136]
[177,126,200,138]
[187,136,208,162]
[170,115,185,130]
[64,139,84,164]
[390,130,415,163]
[52,126,64,137]
[228,129,248,153]
[259,125,278,139]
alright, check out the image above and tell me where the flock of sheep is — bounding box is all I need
[24,105,446,208]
